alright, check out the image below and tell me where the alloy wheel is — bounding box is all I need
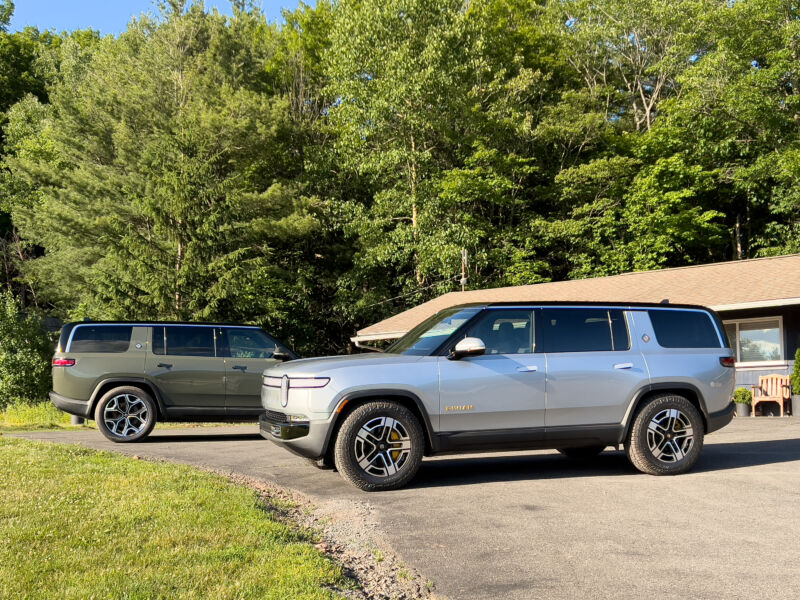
[646,408,694,462]
[354,416,412,477]
[103,394,149,438]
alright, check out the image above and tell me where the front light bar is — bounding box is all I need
[263,376,330,389]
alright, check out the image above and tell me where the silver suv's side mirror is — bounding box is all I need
[449,337,486,360]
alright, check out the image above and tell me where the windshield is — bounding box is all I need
[386,307,481,355]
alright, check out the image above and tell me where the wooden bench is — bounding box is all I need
[751,374,790,417]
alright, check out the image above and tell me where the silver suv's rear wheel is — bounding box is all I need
[625,393,704,475]
[334,401,424,491]
[94,386,157,443]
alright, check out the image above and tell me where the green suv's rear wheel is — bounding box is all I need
[95,386,157,443]
[334,401,424,491]
[625,393,704,475]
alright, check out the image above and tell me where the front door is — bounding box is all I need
[220,327,286,415]
[144,325,226,412]
[540,307,648,428]
[438,308,546,433]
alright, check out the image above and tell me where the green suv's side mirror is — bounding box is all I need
[448,337,486,360]
[273,351,292,362]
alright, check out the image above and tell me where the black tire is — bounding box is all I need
[333,401,424,491]
[94,386,157,443]
[557,445,605,459]
[625,393,704,475]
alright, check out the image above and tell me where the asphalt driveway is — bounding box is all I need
[14,418,800,599]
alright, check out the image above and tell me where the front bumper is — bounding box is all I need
[49,391,92,419]
[259,411,331,460]
[707,400,735,434]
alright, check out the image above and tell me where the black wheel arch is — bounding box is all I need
[322,389,436,461]
[622,383,709,442]
[89,378,166,420]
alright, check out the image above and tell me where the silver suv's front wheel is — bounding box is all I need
[625,393,704,475]
[94,386,157,443]
[333,401,424,491]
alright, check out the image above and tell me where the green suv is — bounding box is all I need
[50,322,296,442]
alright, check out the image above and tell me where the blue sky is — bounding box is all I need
[9,1,304,34]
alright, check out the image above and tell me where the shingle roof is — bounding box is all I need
[355,254,800,341]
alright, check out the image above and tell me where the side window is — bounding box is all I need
[463,309,535,355]
[152,326,216,357]
[223,329,278,359]
[69,325,133,353]
[647,310,722,349]
[540,308,630,353]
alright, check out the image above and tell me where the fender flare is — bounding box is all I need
[89,377,168,418]
[621,382,710,441]
[322,389,437,455]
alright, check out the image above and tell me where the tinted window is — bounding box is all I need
[69,326,132,353]
[152,326,215,357]
[648,310,721,348]
[541,308,629,353]
[463,309,535,354]
[223,329,278,359]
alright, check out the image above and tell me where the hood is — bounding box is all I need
[265,352,426,377]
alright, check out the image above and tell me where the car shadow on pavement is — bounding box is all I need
[408,438,800,489]
[142,432,264,443]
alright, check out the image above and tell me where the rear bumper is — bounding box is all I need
[50,391,92,419]
[259,411,330,460]
[707,401,735,434]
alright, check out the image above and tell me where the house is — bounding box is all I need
[352,254,800,388]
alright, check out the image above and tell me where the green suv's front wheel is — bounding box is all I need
[334,401,424,491]
[95,386,157,443]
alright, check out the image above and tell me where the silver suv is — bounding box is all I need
[259,303,735,491]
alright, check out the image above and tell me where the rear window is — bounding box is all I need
[68,325,133,353]
[152,326,215,357]
[647,310,721,348]
[540,308,630,353]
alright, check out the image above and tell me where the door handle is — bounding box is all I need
[157,363,172,369]
[614,362,633,370]
[516,365,538,372]
[232,365,247,372]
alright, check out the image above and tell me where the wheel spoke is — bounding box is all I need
[104,394,148,437]
[647,408,694,464]
[354,415,412,478]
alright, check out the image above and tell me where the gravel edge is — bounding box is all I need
[207,468,442,600]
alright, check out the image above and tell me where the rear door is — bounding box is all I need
[219,327,287,415]
[541,307,648,428]
[144,325,226,411]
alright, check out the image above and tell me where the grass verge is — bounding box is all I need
[0,401,244,432]
[0,402,75,431]
[0,437,347,599]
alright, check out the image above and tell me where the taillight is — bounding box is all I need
[52,358,76,367]
[719,357,735,368]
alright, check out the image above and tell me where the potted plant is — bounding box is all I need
[791,348,800,417]
[733,387,752,417]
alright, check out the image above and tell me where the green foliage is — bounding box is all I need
[733,387,752,405]
[3,0,800,356]
[0,290,52,407]
[791,349,800,396]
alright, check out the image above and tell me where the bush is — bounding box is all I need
[0,291,53,409]
[733,387,752,405]
[791,349,800,395]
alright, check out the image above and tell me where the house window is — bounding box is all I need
[723,318,783,363]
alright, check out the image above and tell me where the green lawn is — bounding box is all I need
[0,437,347,599]
[0,402,239,432]
[0,402,77,431]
